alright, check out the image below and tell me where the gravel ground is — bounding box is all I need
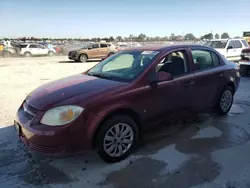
[1,56,250,188]
[0,56,98,126]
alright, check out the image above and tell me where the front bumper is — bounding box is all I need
[68,51,79,60]
[14,102,95,156]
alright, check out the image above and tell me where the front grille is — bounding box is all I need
[69,51,76,57]
[20,102,38,120]
[29,142,65,153]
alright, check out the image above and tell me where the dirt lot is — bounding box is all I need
[1,56,250,188]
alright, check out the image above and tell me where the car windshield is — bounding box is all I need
[87,50,160,82]
[79,44,90,50]
[204,40,227,48]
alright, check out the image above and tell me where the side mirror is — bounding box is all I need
[88,47,92,50]
[149,71,173,84]
[227,46,233,50]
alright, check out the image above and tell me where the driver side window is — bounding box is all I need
[155,50,188,77]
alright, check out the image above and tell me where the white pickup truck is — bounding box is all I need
[204,38,249,62]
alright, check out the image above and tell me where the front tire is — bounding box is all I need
[79,54,88,63]
[95,115,139,163]
[215,86,234,116]
[108,52,114,57]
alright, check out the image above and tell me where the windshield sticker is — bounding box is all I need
[141,51,159,55]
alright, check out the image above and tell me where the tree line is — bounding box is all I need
[6,32,231,42]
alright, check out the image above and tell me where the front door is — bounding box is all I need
[29,44,40,55]
[88,43,100,58]
[226,40,241,61]
[139,49,196,127]
[99,43,109,58]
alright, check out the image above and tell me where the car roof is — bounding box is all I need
[210,39,228,41]
[123,44,214,52]
[92,42,112,44]
[210,38,246,41]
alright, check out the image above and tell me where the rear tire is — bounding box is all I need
[48,51,54,56]
[24,52,32,57]
[95,115,139,163]
[215,85,234,116]
[79,54,88,63]
[3,51,11,57]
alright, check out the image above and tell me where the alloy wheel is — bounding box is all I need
[103,123,134,157]
[220,89,233,112]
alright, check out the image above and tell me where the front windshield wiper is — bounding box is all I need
[86,72,111,79]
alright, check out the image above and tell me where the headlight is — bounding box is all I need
[40,105,84,126]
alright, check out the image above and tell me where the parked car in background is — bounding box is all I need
[116,44,131,51]
[204,38,249,62]
[239,48,250,76]
[0,42,4,56]
[243,31,250,45]
[68,42,118,62]
[15,45,240,162]
[19,43,56,57]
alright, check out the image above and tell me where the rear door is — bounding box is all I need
[190,48,223,109]
[38,44,49,55]
[233,40,244,60]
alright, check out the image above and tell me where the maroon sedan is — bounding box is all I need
[15,45,240,162]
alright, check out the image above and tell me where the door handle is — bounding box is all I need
[184,81,195,87]
[216,73,224,78]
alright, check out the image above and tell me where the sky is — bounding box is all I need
[0,0,250,38]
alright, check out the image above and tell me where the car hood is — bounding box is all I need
[26,74,126,110]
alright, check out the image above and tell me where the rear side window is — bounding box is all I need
[241,40,249,47]
[234,40,242,48]
[29,44,39,48]
[20,44,28,48]
[210,52,220,66]
[100,44,108,48]
[191,50,220,71]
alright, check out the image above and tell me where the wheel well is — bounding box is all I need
[79,53,88,59]
[24,51,31,55]
[226,81,235,94]
[92,108,142,148]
